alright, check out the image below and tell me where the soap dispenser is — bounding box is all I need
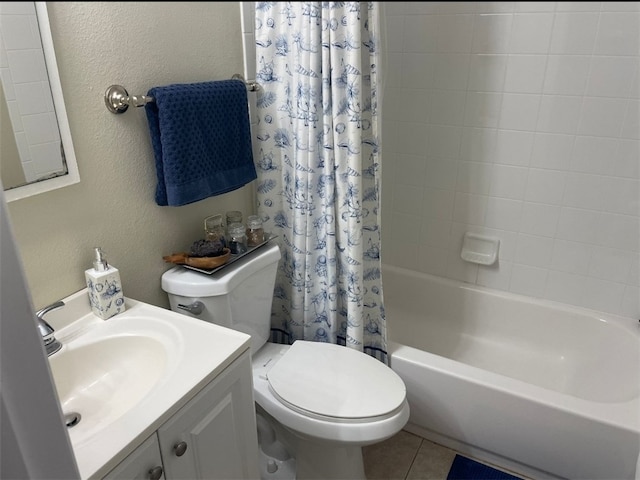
[85,247,125,319]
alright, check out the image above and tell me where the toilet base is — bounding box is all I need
[256,404,366,480]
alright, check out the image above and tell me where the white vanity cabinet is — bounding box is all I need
[103,351,259,480]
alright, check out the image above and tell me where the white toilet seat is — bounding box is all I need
[268,340,407,420]
[252,342,410,444]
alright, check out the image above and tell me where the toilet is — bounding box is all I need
[161,242,410,479]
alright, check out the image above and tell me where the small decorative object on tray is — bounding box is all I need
[163,238,230,269]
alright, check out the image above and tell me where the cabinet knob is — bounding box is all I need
[173,441,188,457]
[148,466,163,480]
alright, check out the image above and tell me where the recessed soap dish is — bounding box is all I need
[460,232,500,266]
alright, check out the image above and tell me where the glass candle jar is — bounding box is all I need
[227,222,248,254]
[226,210,243,227]
[204,214,226,248]
[246,215,265,247]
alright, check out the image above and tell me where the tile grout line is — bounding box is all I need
[404,438,426,480]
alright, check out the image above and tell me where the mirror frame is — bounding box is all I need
[4,2,79,202]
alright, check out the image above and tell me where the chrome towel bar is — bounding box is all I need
[104,74,259,114]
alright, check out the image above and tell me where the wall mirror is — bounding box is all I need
[0,2,79,202]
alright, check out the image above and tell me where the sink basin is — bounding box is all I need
[49,331,170,445]
[44,289,252,479]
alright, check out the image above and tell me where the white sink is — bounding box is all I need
[49,321,174,445]
[45,289,251,479]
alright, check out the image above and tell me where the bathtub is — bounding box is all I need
[383,264,640,480]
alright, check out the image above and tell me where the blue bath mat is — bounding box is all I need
[447,455,523,480]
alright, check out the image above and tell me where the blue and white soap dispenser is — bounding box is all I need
[85,247,125,319]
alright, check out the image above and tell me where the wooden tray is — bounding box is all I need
[163,248,231,269]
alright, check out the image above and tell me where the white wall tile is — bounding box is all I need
[401,53,435,89]
[510,263,548,297]
[5,49,46,83]
[550,239,593,275]
[542,55,590,95]
[586,56,639,98]
[556,206,601,244]
[428,90,466,125]
[446,248,480,282]
[596,213,640,252]
[520,202,561,237]
[463,91,503,127]
[499,93,540,131]
[621,100,640,140]
[456,161,493,194]
[571,136,621,176]
[620,286,640,317]
[494,129,534,166]
[549,13,599,54]
[453,192,488,225]
[509,13,554,54]
[593,13,640,56]
[578,97,627,138]
[514,233,555,267]
[516,3,556,13]
[525,168,566,204]
[544,270,586,305]
[468,54,508,92]
[600,177,639,216]
[536,95,582,134]
[530,133,574,170]
[489,164,529,199]
[581,277,626,313]
[484,196,523,230]
[395,122,429,155]
[425,158,459,189]
[395,153,427,187]
[477,260,513,289]
[557,2,601,11]
[403,15,438,52]
[563,172,603,211]
[588,246,634,283]
[436,14,474,53]
[504,54,547,93]
[472,14,514,54]
[427,125,462,158]
[422,188,456,220]
[460,127,497,162]
[432,54,471,90]
[394,185,424,215]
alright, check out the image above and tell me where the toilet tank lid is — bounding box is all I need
[161,242,281,297]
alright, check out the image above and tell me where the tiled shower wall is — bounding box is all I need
[381,2,640,318]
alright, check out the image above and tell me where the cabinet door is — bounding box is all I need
[103,434,165,480]
[158,351,260,480]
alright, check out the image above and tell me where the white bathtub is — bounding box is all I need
[383,264,640,480]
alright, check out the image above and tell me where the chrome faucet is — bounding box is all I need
[36,300,64,356]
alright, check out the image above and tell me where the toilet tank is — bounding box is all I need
[161,242,281,352]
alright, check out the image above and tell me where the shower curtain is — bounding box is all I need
[253,2,387,362]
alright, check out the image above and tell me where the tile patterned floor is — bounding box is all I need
[362,430,527,480]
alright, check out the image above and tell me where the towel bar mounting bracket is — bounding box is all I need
[104,85,152,114]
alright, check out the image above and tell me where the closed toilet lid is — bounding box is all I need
[267,341,406,420]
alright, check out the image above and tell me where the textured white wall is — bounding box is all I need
[381,2,639,318]
[6,2,255,309]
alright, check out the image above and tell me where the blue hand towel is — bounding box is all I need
[144,79,257,206]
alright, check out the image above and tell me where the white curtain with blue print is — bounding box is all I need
[253,2,387,363]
